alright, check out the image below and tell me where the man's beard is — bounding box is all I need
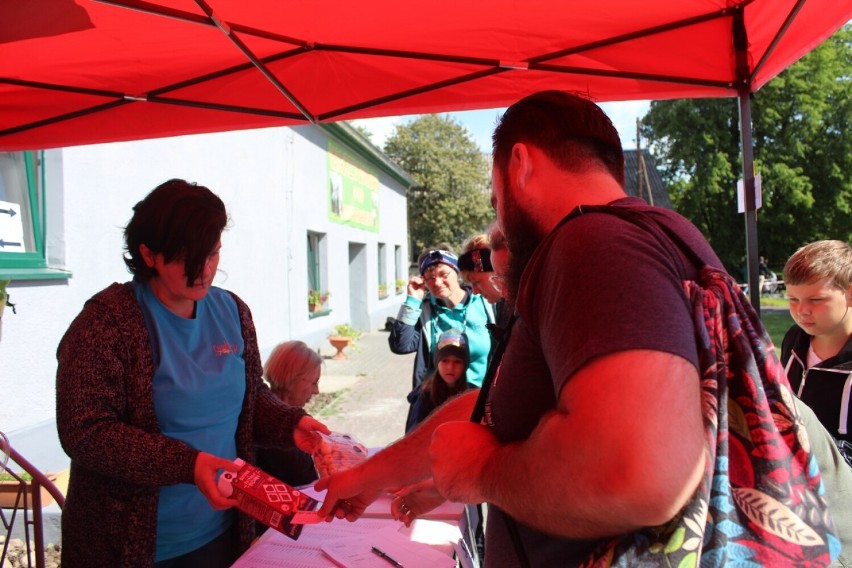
[500,175,544,304]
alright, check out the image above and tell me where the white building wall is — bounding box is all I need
[0,125,409,467]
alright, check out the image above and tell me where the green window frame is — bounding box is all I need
[307,231,329,318]
[307,233,320,292]
[0,151,68,280]
[377,242,387,298]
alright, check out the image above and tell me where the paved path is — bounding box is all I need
[313,329,414,448]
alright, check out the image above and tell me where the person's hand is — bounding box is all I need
[407,276,426,300]
[314,465,383,522]
[391,479,446,527]
[430,421,500,504]
[194,452,240,510]
[294,415,331,454]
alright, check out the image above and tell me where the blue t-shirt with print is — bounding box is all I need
[135,282,246,561]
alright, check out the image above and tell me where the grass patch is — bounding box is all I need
[0,472,32,482]
[760,296,789,308]
[760,311,795,348]
[305,390,346,417]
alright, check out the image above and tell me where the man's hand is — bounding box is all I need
[391,479,447,527]
[314,465,382,522]
[294,415,331,454]
[430,421,500,504]
[407,276,426,300]
[194,452,240,510]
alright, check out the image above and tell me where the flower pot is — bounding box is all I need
[309,302,324,313]
[0,474,58,509]
[328,336,352,360]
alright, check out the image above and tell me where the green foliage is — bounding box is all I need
[331,323,362,340]
[642,26,852,274]
[761,311,795,348]
[350,123,374,143]
[0,471,32,482]
[0,279,15,314]
[308,289,330,305]
[383,114,493,258]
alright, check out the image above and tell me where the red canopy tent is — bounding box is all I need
[2,0,851,304]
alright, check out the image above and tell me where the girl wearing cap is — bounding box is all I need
[389,248,494,399]
[405,329,471,432]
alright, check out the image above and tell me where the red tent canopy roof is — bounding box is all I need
[1,0,850,150]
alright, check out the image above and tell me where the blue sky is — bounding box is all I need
[350,100,651,154]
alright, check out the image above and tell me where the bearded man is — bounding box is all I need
[317,91,725,566]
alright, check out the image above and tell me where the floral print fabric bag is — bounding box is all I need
[571,206,839,568]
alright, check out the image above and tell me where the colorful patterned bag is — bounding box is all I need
[572,206,839,567]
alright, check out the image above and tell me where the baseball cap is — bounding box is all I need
[435,329,469,365]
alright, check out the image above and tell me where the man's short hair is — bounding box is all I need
[492,90,625,187]
[783,240,852,290]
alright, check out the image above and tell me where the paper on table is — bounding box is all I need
[361,492,464,520]
[236,541,335,568]
[321,525,456,568]
[274,518,396,549]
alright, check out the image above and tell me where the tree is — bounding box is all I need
[383,114,493,259]
[642,26,852,275]
[350,123,374,143]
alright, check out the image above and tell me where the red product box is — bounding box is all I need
[217,458,319,540]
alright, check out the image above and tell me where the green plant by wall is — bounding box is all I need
[0,280,16,314]
[331,323,362,340]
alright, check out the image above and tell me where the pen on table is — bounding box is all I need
[371,546,404,568]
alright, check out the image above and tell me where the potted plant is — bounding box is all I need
[0,280,14,343]
[395,278,406,294]
[308,289,330,313]
[0,470,59,509]
[378,282,388,298]
[0,279,14,318]
[327,323,362,360]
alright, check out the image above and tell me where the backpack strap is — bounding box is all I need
[567,204,707,273]
[469,312,530,567]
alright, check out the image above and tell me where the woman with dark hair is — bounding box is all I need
[56,179,328,568]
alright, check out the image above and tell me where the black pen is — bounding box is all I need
[371,546,404,568]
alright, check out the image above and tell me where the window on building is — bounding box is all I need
[0,152,44,274]
[0,151,67,279]
[307,231,329,316]
[377,242,387,298]
[394,245,403,294]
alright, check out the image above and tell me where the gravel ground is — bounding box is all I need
[309,328,415,448]
[0,536,60,568]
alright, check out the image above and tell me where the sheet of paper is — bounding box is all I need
[236,541,336,568]
[234,510,462,568]
[406,519,462,551]
[267,518,397,550]
[321,525,456,568]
